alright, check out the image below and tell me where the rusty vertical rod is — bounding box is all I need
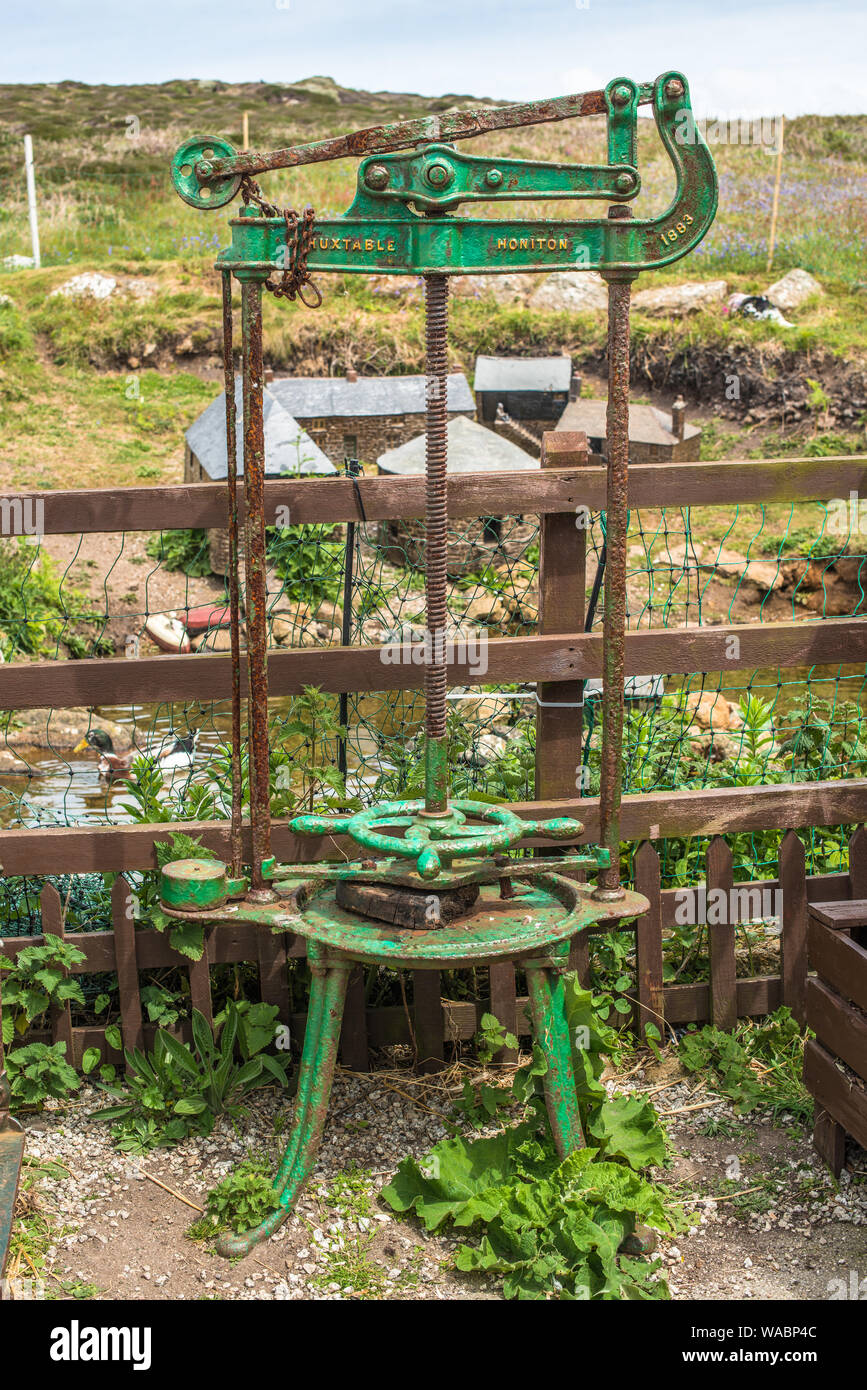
[595,226,634,901]
[241,278,272,888]
[221,271,243,880]
[423,273,449,814]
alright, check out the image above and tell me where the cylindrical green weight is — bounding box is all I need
[159,858,228,912]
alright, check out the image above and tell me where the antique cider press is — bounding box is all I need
[164,73,717,1256]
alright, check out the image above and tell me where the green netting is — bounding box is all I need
[0,474,864,936]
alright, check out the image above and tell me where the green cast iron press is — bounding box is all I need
[162,74,717,1257]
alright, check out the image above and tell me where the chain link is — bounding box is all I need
[239,176,322,309]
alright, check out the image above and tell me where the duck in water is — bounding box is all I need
[74,729,199,779]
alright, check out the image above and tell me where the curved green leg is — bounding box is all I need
[526,963,585,1159]
[216,951,351,1258]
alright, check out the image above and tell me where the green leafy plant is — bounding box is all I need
[96,1002,292,1153]
[0,938,86,1040]
[475,1011,518,1064]
[6,1041,81,1107]
[0,539,67,655]
[383,976,678,1300]
[187,1156,276,1240]
[678,1007,812,1122]
[145,528,211,576]
[266,524,344,608]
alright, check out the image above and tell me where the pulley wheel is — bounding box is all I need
[171,136,242,210]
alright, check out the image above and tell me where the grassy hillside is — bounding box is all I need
[0,77,865,279]
[0,77,865,491]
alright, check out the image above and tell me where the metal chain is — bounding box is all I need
[239,175,322,309]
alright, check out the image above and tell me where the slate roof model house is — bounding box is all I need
[473,354,573,437]
[184,378,336,483]
[266,370,476,466]
[377,413,539,477]
[184,379,336,575]
[555,397,701,463]
[376,415,539,577]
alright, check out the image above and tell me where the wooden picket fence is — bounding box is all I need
[2,438,867,1069]
[2,826,865,1072]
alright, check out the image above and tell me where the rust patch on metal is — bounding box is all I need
[221,271,243,881]
[240,281,272,886]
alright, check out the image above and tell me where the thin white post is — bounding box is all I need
[24,134,41,269]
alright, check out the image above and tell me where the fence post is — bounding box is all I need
[24,134,41,269]
[257,931,291,1062]
[340,967,370,1072]
[779,829,807,1025]
[707,836,737,1031]
[40,883,73,1060]
[533,429,591,1034]
[413,972,444,1073]
[187,930,214,1029]
[489,963,518,1063]
[848,825,867,898]
[111,875,144,1055]
[634,841,664,1043]
[534,430,588,801]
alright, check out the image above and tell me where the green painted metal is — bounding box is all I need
[526,963,586,1156]
[164,871,647,971]
[288,798,598,881]
[424,736,450,817]
[268,849,607,892]
[191,73,716,279]
[346,144,641,216]
[163,68,714,1258]
[206,907,642,1260]
[0,997,25,1276]
[159,858,228,913]
[172,135,241,210]
[216,946,352,1259]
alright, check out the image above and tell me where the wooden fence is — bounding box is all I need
[2,439,867,1069]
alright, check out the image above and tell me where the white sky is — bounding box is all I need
[2,0,865,117]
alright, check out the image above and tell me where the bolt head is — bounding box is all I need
[425,160,453,188]
[665,78,685,100]
[612,84,632,107]
[365,163,390,190]
[485,168,503,187]
[615,172,634,192]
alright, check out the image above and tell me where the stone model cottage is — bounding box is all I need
[262,369,475,466]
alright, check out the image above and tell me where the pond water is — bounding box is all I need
[1,662,863,828]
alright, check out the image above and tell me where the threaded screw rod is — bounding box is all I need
[423,273,450,814]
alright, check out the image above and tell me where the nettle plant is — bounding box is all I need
[1,939,89,1107]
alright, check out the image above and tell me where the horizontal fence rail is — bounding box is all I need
[2,780,867,875]
[2,618,865,711]
[2,452,864,533]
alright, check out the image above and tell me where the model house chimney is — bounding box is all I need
[346,367,358,383]
[671,395,686,441]
[569,371,582,402]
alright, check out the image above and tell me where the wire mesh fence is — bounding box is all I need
[0,465,865,940]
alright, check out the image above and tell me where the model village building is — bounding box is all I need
[260,370,475,467]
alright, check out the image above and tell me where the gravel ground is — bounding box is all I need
[9,1050,867,1302]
